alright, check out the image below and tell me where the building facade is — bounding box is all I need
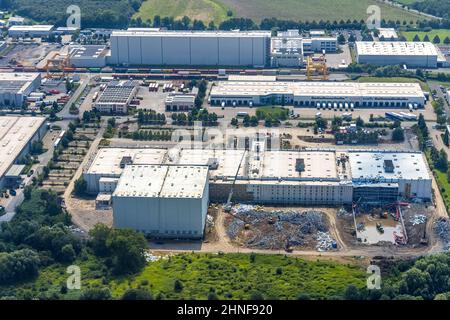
[109,30,271,67]
[209,81,426,108]
[112,164,209,238]
[356,41,439,68]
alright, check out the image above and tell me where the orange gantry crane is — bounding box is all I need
[44,52,72,79]
[306,51,328,81]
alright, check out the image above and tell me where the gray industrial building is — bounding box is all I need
[0,116,47,189]
[109,29,271,67]
[355,41,440,68]
[69,45,108,68]
[209,81,426,108]
[8,25,54,38]
[93,80,139,113]
[0,73,41,108]
[86,147,432,206]
[112,164,209,238]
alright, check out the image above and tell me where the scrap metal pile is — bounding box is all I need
[434,218,450,251]
[226,205,335,251]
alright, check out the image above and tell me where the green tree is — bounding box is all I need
[433,35,441,44]
[89,224,112,256]
[121,288,153,300]
[392,127,405,142]
[80,287,111,300]
[105,229,147,275]
[0,249,40,285]
[174,279,184,292]
[74,177,87,196]
[60,244,76,263]
[344,285,360,300]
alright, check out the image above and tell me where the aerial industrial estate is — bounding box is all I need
[0,0,449,303]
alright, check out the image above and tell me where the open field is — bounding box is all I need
[134,0,229,24]
[0,252,366,300]
[219,0,428,23]
[135,0,429,24]
[401,29,450,42]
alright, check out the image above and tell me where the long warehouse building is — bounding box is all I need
[109,29,271,67]
[209,81,426,108]
[0,116,47,188]
[0,73,42,107]
[85,146,432,205]
[355,41,441,68]
[86,146,431,238]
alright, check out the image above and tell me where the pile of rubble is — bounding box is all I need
[144,252,162,262]
[206,214,215,228]
[434,218,450,251]
[410,214,427,226]
[316,232,338,251]
[225,205,331,250]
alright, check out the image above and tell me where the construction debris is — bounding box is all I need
[410,214,427,226]
[144,252,162,262]
[225,205,331,250]
[206,214,215,228]
[434,218,450,251]
[316,232,337,251]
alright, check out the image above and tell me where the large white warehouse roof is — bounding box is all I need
[113,164,208,199]
[0,116,45,179]
[349,151,430,181]
[0,73,41,95]
[210,81,424,98]
[355,41,438,56]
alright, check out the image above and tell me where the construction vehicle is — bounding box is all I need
[306,51,328,81]
[376,223,384,234]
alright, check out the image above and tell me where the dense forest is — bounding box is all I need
[410,0,450,19]
[0,0,144,28]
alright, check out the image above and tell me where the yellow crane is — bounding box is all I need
[44,52,71,79]
[306,51,328,81]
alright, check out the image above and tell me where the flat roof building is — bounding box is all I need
[356,41,439,68]
[349,150,431,202]
[109,29,271,67]
[93,80,139,114]
[8,25,54,38]
[112,164,209,238]
[69,45,108,68]
[271,33,303,67]
[0,73,41,108]
[209,81,425,108]
[0,116,47,188]
[377,28,399,41]
[7,16,25,26]
[86,146,431,207]
[165,94,196,112]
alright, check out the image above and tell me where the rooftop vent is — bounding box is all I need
[383,159,394,173]
[119,156,133,169]
[295,158,305,172]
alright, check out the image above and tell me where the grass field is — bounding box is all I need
[401,29,450,42]
[135,0,429,24]
[352,76,430,91]
[134,0,229,24]
[1,253,367,300]
[219,0,427,23]
[256,106,289,120]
